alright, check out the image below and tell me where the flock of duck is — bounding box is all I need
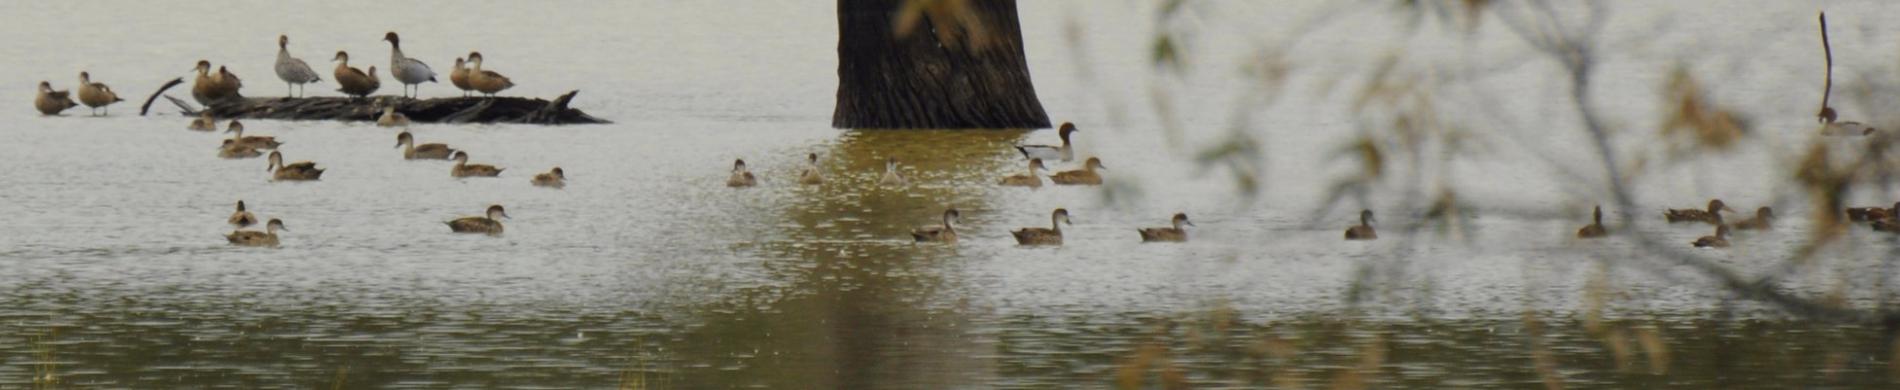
[32,32,515,118]
[30,32,552,247]
[1571,199,1900,248]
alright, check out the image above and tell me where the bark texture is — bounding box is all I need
[833,0,1050,129]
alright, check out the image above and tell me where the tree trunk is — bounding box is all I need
[833,0,1050,129]
[141,78,609,125]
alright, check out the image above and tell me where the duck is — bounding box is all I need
[910,208,961,243]
[1015,122,1079,162]
[395,131,454,160]
[228,200,258,227]
[726,159,757,187]
[1012,208,1073,246]
[188,111,216,131]
[798,153,824,185]
[450,57,473,97]
[1874,219,1900,233]
[450,151,503,177]
[1576,206,1608,239]
[218,139,262,159]
[191,60,226,104]
[215,66,244,95]
[879,157,907,186]
[377,105,410,127]
[225,120,281,149]
[1345,209,1377,240]
[1050,157,1106,185]
[532,167,566,189]
[75,71,123,116]
[34,81,77,115]
[999,158,1048,188]
[467,52,515,97]
[1692,225,1731,248]
[1137,213,1194,242]
[274,35,322,98]
[1663,199,1733,225]
[332,51,380,99]
[1731,207,1774,231]
[383,32,437,98]
[447,205,508,235]
[267,151,324,181]
[1846,202,1899,222]
[226,218,286,247]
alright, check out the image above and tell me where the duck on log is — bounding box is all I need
[139,77,610,125]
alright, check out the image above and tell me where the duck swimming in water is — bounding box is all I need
[1050,157,1106,185]
[447,205,508,235]
[228,200,257,227]
[798,153,824,185]
[226,218,286,247]
[726,159,757,187]
[879,157,907,186]
[225,120,281,149]
[1576,206,1608,239]
[395,131,454,160]
[1692,225,1731,248]
[1663,199,1733,225]
[218,139,262,159]
[377,105,411,127]
[1137,213,1194,242]
[532,167,566,189]
[911,208,961,243]
[188,111,216,131]
[1345,210,1377,240]
[450,151,503,177]
[267,151,325,181]
[1731,207,1774,231]
[999,158,1048,188]
[1015,122,1079,162]
[1012,208,1073,246]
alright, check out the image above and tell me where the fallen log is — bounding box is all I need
[157,90,610,125]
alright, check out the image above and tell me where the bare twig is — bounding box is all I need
[1819,12,1835,122]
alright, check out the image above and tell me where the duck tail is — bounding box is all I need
[1014,146,1031,158]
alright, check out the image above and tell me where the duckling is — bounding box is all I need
[1692,225,1731,248]
[798,153,824,185]
[449,57,473,97]
[532,167,566,189]
[450,151,503,177]
[34,81,77,115]
[1731,207,1774,231]
[226,218,286,247]
[218,139,262,159]
[911,208,961,243]
[1576,206,1608,239]
[75,71,123,116]
[1015,122,1078,162]
[879,157,907,186]
[1137,213,1194,242]
[384,32,437,98]
[1663,199,1733,225]
[228,200,258,227]
[332,51,379,99]
[377,105,410,127]
[225,121,282,149]
[1050,157,1106,185]
[1345,209,1377,240]
[188,111,216,131]
[1012,208,1073,246]
[267,151,324,181]
[999,158,1048,188]
[726,159,757,187]
[1846,202,1899,222]
[447,205,508,235]
[395,131,454,160]
[274,35,322,98]
[467,52,515,97]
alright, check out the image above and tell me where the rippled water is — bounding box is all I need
[6,1,1900,388]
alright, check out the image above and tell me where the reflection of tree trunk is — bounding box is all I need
[833,0,1051,129]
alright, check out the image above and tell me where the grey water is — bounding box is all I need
[4,1,1900,388]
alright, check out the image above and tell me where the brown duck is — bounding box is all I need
[225,121,281,149]
[911,208,961,243]
[726,159,757,187]
[467,52,515,97]
[451,151,503,177]
[75,71,123,115]
[1050,157,1106,185]
[1012,208,1072,246]
[1016,122,1079,162]
[226,218,286,247]
[1846,202,1899,222]
[396,131,454,160]
[332,51,380,99]
[267,151,325,181]
[448,205,509,235]
[1137,213,1193,242]
[532,167,566,189]
[999,158,1048,188]
[1731,207,1773,231]
[228,200,258,227]
[219,139,262,159]
[1692,225,1730,248]
[34,81,78,115]
[798,153,824,185]
[449,57,473,97]
[1663,199,1733,225]
[1345,210,1377,240]
[188,111,216,131]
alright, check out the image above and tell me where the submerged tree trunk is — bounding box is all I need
[833,0,1050,129]
[142,78,609,125]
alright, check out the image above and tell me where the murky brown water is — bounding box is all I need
[7,0,1900,388]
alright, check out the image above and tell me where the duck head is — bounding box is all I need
[266,151,283,171]
[1028,158,1047,172]
[468,52,485,66]
[943,208,962,225]
[1053,208,1073,225]
[193,60,212,74]
[486,205,510,220]
[885,157,899,170]
[278,34,289,49]
[732,159,748,172]
[265,218,288,233]
[1058,122,1078,140]
[332,51,350,63]
[236,200,247,211]
[1173,212,1194,228]
[452,151,469,163]
[225,120,245,135]
[1707,199,1735,214]
[1084,157,1106,171]
[78,71,91,83]
[38,81,51,92]
[807,153,819,164]
[383,31,401,46]
[550,167,565,178]
[1713,224,1729,238]
[454,57,466,68]
[395,131,413,148]
[1592,205,1603,223]
[1755,206,1774,220]
[1360,209,1376,226]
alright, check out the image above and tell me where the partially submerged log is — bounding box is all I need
[145,79,609,125]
